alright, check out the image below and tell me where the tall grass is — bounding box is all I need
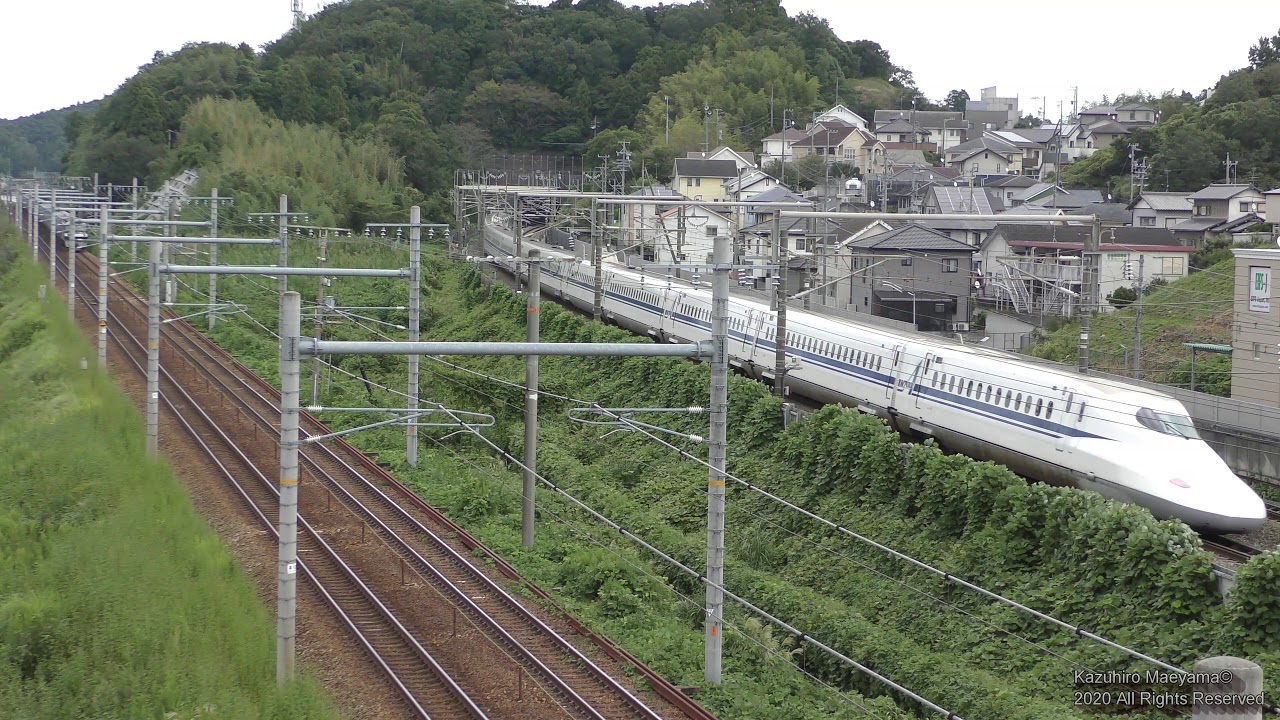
[0,220,340,719]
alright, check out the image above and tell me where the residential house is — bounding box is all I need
[1267,188,1280,223]
[835,225,978,330]
[1066,203,1131,227]
[724,169,779,201]
[644,203,734,267]
[985,175,1040,205]
[881,144,934,167]
[1063,120,1130,160]
[738,184,810,228]
[738,215,848,291]
[1115,103,1157,126]
[966,86,1020,129]
[790,125,885,176]
[1170,184,1267,244]
[621,183,682,258]
[993,129,1053,176]
[1128,192,1193,229]
[943,134,1022,176]
[873,109,969,153]
[979,225,1193,315]
[671,158,739,202]
[760,127,808,165]
[685,147,757,172]
[922,184,1004,246]
[1010,184,1105,210]
[1078,106,1119,124]
[879,165,961,212]
[812,104,870,130]
[874,119,932,146]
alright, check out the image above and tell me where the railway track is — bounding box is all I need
[1202,535,1265,565]
[52,240,709,720]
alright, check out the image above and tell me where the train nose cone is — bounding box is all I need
[1171,475,1267,533]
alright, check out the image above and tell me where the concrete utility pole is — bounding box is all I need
[592,203,604,321]
[146,236,161,456]
[164,200,175,305]
[773,213,789,396]
[522,251,541,548]
[67,213,78,320]
[407,206,422,468]
[1134,254,1144,380]
[704,234,729,684]
[1080,219,1100,374]
[277,291,301,685]
[208,188,220,330]
[279,195,289,325]
[49,189,58,290]
[98,205,110,369]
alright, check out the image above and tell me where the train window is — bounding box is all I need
[1035,398,1043,417]
[985,385,993,403]
[1078,402,1086,422]
[1046,401,1054,419]
[976,382,983,398]
[1065,394,1073,413]
[995,388,1003,404]
[1136,408,1200,439]
[1015,393,1023,411]
[932,371,939,386]
[876,356,883,372]
[966,381,974,397]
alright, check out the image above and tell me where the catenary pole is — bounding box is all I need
[592,202,604,321]
[208,188,220,330]
[277,291,302,685]
[49,188,57,290]
[773,213,788,396]
[705,233,729,683]
[1080,219,1099,373]
[97,204,110,368]
[522,251,541,548]
[146,236,161,456]
[67,212,77,320]
[1134,253,1144,380]
[278,195,289,333]
[406,206,421,467]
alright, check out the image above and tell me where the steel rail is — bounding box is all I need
[59,247,487,720]
[68,247,674,720]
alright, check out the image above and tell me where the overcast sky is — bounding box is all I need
[4,0,1279,120]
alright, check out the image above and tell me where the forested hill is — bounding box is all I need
[61,0,919,201]
[0,101,99,175]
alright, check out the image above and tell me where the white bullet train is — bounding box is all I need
[480,224,1266,533]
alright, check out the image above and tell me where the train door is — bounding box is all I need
[914,353,935,409]
[1055,387,1079,453]
[740,309,764,360]
[662,290,683,338]
[885,344,905,400]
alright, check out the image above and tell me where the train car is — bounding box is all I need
[479,224,1266,533]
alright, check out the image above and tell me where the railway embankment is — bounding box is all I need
[0,222,340,718]
[180,235,1279,719]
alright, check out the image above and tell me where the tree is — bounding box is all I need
[375,93,457,193]
[1014,115,1042,128]
[1249,28,1280,69]
[943,89,969,111]
[1107,286,1137,308]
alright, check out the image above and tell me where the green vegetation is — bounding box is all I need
[0,101,98,175]
[159,232,1278,719]
[59,0,928,204]
[1027,256,1236,393]
[0,220,339,719]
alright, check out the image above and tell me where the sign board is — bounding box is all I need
[1249,266,1271,312]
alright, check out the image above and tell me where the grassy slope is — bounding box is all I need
[0,221,339,719]
[168,236,1278,719]
[1026,258,1234,383]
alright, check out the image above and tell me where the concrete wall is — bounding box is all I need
[1231,249,1280,406]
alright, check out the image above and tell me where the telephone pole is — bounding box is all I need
[1134,254,1145,379]
[1223,153,1238,184]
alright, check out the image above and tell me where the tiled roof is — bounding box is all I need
[875,119,927,133]
[762,128,808,142]
[995,224,1185,246]
[1130,192,1192,211]
[1188,184,1256,201]
[1066,203,1131,223]
[844,224,976,251]
[1083,120,1130,136]
[945,135,1019,156]
[673,158,739,178]
[792,126,857,147]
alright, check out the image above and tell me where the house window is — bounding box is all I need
[942,258,959,273]
[1140,216,1155,226]
[1129,111,1136,120]
[795,237,807,251]
[843,148,854,158]
[1254,342,1262,359]
[1158,257,1185,275]
[996,164,1003,174]
[1069,140,1075,148]
[901,258,913,266]
[1240,201,1255,213]
[695,177,702,186]
[1196,204,1209,216]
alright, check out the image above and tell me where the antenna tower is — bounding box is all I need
[292,0,305,30]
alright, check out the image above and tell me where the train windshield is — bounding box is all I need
[1135,408,1200,439]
